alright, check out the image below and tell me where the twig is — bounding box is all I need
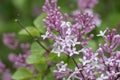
[15,19,50,53]
[70,56,85,80]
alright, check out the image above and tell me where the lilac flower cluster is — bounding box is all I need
[53,61,73,79]
[42,0,95,57]
[8,43,31,69]
[52,29,120,80]
[73,0,101,26]
[1,33,35,80]
[41,0,120,80]
[2,33,32,69]
[42,0,63,32]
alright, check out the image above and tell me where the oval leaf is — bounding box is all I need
[34,13,46,33]
[26,53,46,64]
[12,67,33,80]
[19,26,40,37]
[31,42,47,54]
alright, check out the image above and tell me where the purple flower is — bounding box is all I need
[8,43,32,69]
[42,0,120,79]
[72,9,101,26]
[3,33,18,50]
[53,61,72,80]
[97,29,120,53]
[96,29,120,79]
[2,33,34,72]
[42,0,96,57]
[74,0,101,26]
[74,13,95,35]
[9,52,31,69]
[43,0,63,32]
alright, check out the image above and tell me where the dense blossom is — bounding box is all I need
[9,52,31,69]
[2,33,35,80]
[8,43,32,69]
[53,61,72,80]
[42,0,95,57]
[41,0,120,80]
[70,29,120,80]
[1,33,39,80]
[42,0,63,32]
[1,32,40,80]
[74,13,95,35]
[98,29,120,53]
[96,29,120,80]
[74,0,101,26]
[2,33,32,69]
[54,38,120,80]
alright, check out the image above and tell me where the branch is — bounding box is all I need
[70,56,85,80]
[15,19,50,53]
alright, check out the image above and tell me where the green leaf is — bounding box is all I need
[36,74,42,80]
[27,42,48,64]
[35,63,48,73]
[12,67,33,80]
[67,59,76,69]
[26,53,46,64]
[19,26,40,37]
[31,42,46,54]
[34,13,46,33]
[43,72,54,80]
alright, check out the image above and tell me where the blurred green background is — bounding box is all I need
[0,0,120,71]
